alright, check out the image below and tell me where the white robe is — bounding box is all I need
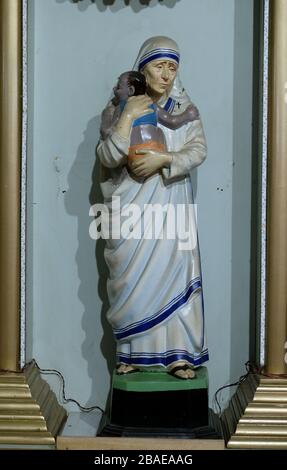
[97,103,208,370]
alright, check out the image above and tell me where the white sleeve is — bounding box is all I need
[162,118,207,181]
[97,131,129,169]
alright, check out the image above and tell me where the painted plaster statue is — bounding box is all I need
[97,36,208,379]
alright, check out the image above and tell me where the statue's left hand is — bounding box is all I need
[128,150,172,178]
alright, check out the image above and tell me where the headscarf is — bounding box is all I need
[133,36,191,113]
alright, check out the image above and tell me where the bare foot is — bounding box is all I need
[169,362,195,379]
[116,364,139,375]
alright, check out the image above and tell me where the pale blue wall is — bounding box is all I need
[27,0,253,412]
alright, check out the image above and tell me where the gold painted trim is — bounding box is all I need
[245,403,287,415]
[266,0,287,374]
[223,374,287,449]
[0,361,67,448]
[228,436,287,450]
[0,0,22,371]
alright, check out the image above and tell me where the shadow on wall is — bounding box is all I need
[55,0,181,13]
[65,115,115,410]
[89,123,117,381]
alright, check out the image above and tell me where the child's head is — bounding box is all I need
[113,71,146,103]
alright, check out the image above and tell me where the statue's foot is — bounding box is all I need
[169,363,195,380]
[116,364,139,375]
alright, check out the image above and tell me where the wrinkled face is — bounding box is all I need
[142,59,178,99]
[113,73,131,101]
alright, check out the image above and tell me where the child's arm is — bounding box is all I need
[157,103,199,130]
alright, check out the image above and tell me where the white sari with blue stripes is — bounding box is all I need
[97,37,208,370]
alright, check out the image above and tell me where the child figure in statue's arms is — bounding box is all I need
[100,71,199,165]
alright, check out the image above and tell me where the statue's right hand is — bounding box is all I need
[123,95,153,121]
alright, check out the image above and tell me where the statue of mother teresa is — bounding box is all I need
[97,36,208,379]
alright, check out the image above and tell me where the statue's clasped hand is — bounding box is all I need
[128,150,172,178]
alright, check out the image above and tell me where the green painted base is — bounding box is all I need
[109,367,209,429]
[112,366,208,392]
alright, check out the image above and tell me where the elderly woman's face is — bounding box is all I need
[142,59,178,99]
